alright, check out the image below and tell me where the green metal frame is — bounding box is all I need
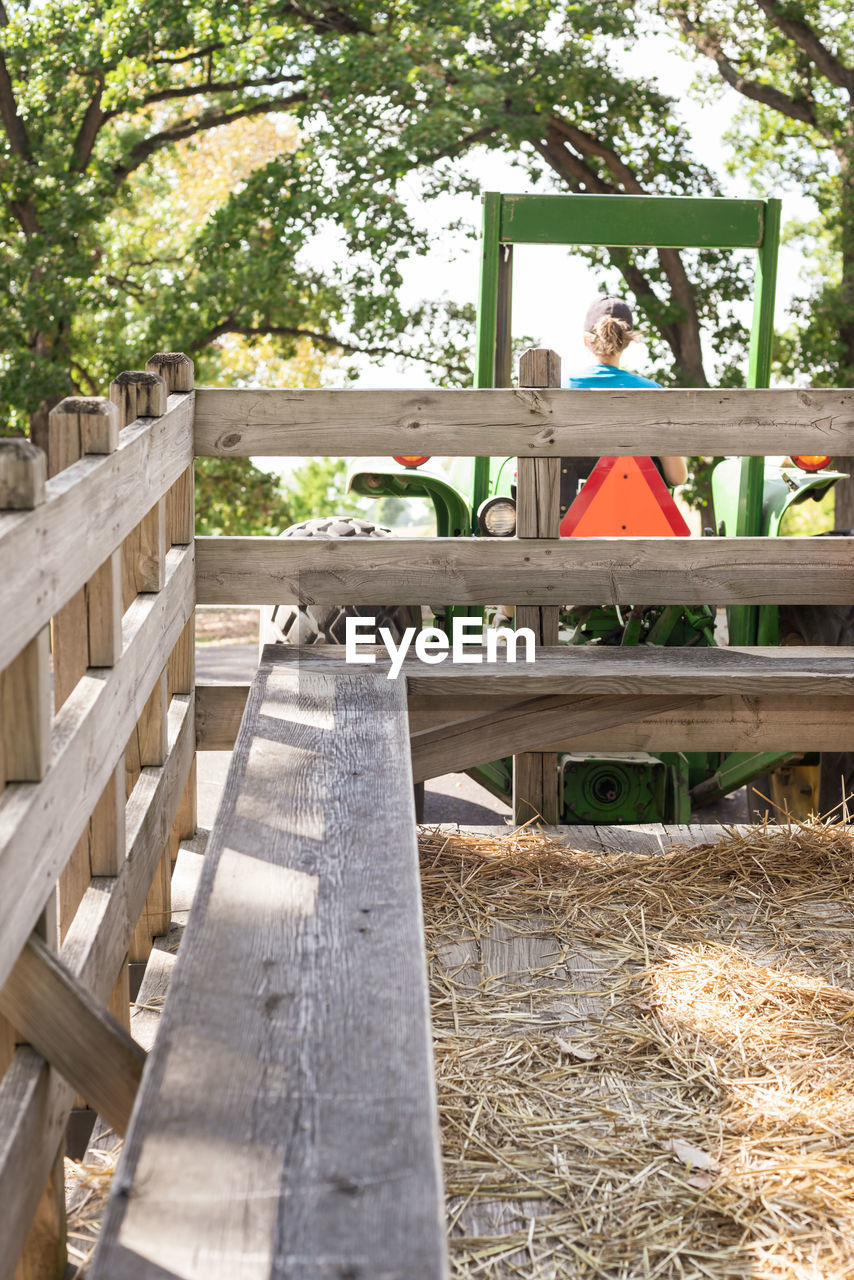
[474,192,782,590]
[472,191,786,820]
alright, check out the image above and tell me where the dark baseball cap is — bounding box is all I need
[584,296,634,332]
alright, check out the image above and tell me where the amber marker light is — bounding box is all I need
[791,456,833,472]
[393,455,430,468]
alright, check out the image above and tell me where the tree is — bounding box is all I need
[304,0,756,392]
[0,0,471,441]
[659,0,854,522]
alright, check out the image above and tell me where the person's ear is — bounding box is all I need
[583,335,593,352]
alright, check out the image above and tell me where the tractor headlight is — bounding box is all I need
[478,496,516,537]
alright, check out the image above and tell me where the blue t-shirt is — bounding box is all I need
[565,363,660,389]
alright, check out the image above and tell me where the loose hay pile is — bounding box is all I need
[420,822,854,1279]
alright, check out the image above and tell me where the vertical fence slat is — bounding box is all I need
[146,353,195,548]
[514,348,561,826]
[0,443,51,1219]
[109,372,168,602]
[0,443,51,789]
[1,437,65,1278]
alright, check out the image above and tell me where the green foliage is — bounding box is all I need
[284,457,364,526]
[0,0,474,433]
[659,0,854,387]
[194,457,294,536]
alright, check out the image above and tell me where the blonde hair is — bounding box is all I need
[584,315,639,359]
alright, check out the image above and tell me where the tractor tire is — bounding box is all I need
[260,516,422,649]
[259,515,425,821]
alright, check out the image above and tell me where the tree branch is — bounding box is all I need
[0,43,30,158]
[533,119,708,384]
[136,71,304,108]
[284,0,370,36]
[0,16,39,234]
[750,0,854,94]
[192,321,470,374]
[113,93,307,184]
[548,115,644,193]
[70,82,106,172]
[150,43,224,67]
[673,7,821,129]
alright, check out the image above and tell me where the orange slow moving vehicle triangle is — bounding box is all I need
[560,456,691,537]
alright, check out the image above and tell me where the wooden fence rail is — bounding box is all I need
[193,385,854,458]
[0,354,196,1280]
[195,534,854,607]
[5,354,854,1277]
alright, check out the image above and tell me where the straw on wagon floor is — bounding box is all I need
[66,819,854,1277]
[422,820,854,1279]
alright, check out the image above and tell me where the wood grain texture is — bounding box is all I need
[541,694,854,752]
[411,693,696,782]
[230,643,854,698]
[109,372,168,430]
[195,534,854,606]
[47,397,119,462]
[193,386,854,457]
[0,393,193,672]
[0,936,145,1135]
[195,682,249,750]
[515,350,562,823]
[0,698,193,1278]
[1,630,50,783]
[87,551,122,667]
[91,657,449,1280]
[122,497,166,607]
[409,693,854,752]
[145,357,194,550]
[0,439,46,510]
[0,546,194,992]
[145,353,194,395]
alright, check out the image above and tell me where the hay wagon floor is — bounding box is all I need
[423,822,854,1280]
[68,821,854,1279]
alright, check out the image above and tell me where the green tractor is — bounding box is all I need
[263,191,854,824]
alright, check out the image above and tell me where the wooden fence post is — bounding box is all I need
[149,353,197,848]
[46,400,126,936]
[0,441,50,789]
[514,347,561,826]
[0,439,66,1279]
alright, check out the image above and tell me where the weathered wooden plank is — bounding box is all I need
[195,682,249,750]
[1,630,50,783]
[0,698,193,1278]
[541,694,854,752]
[91,659,448,1280]
[0,394,193,673]
[193,386,854,458]
[0,438,46,510]
[146,354,195,549]
[515,349,561,825]
[411,693,696,782]
[237,643,854,698]
[0,546,194,992]
[410,693,854,752]
[195,534,854,606]
[0,935,145,1135]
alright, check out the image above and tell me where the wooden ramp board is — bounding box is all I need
[91,653,449,1280]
